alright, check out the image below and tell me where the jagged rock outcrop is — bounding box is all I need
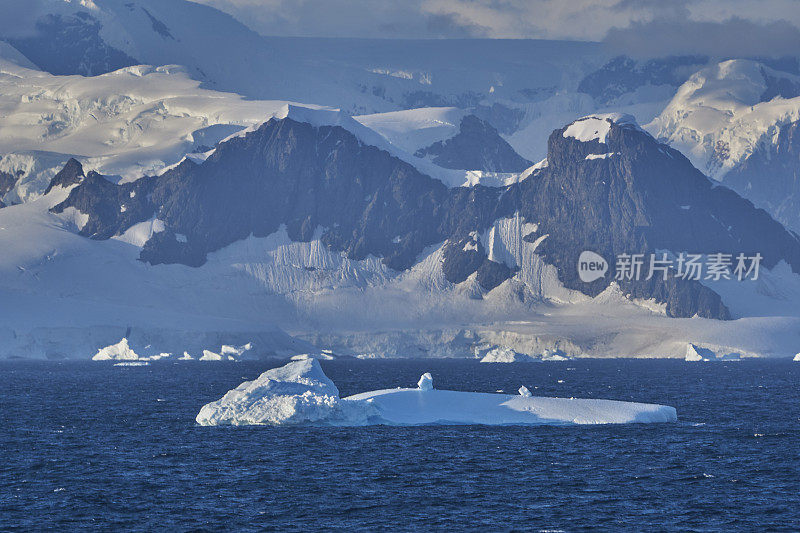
[0,170,18,205]
[415,115,532,172]
[52,118,508,280]
[43,158,85,195]
[51,114,800,319]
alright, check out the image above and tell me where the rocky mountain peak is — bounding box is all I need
[44,158,85,194]
[414,114,532,172]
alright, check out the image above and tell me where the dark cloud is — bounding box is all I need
[0,0,46,38]
[189,0,800,51]
[425,12,490,38]
[604,16,800,58]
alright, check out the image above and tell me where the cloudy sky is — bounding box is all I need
[187,0,800,56]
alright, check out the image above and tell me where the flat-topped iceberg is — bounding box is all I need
[196,360,677,427]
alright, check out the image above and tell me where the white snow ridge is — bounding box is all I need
[196,360,677,427]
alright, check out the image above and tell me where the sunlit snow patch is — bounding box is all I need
[562,113,642,145]
[196,360,677,427]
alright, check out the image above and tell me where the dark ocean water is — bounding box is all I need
[1,359,798,532]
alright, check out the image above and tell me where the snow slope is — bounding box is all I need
[355,107,466,154]
[647,60,800,180]
[196,359,677,426]
[0,187,314,359]
[0,53,533,200]
[0,53,320,203]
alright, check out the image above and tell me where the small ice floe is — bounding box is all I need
[793,353,800,362]
[113,361,149,367]
[196,360,677,427]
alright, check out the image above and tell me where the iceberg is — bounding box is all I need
[195,358,374,426]
[196,360,677,427]
[93,338,141,361]
[480,346,570,363]
[685,343,744,362]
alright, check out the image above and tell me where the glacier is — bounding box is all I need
[196,359,678,427]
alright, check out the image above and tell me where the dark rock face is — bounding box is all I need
[52,116,800,319]
[440,236,514,291]
[0,170,19,203]
[578,55,708,104]
[759,67,800,102]
[513,119,800,318]
[725,120,800,233]
[44,158,85,195]
[141,8,175,40]
[415,115,532,172]
[7,13,138,77]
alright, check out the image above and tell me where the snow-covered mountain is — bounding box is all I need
[24,110,797,356]
[3,104,800,360]
[1,0,603,115]
[2,0,800,361]
[0,48,322,206]
[578,55,711,106]
[413,115,532,172]
[647,59,800,231]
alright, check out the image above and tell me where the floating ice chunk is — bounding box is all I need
[196,360,677,427]
[93,338,139,361]
[541,350,569,362]
[221,342,252,358]
[480,346,569,363]
[793,353,800,361]
[196,359,375,426]
[291,351,336,361]
[685,343,705,361]
[518,386,532,397]
[200,343,253,361]
[685,343,742,361]
[93,338,172,361]
[114,361,149,367]
[200,350,223,361]
[417,372,433,391]
[481,346,528,363]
